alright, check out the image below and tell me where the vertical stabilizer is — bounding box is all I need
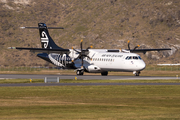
[38,23,63,49]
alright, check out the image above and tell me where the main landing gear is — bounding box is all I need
[133,71,140,76]
[76,70,84,75]
[76,70,108,76]
[101,71,108,76]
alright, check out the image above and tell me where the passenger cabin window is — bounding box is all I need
[92,58,114,62]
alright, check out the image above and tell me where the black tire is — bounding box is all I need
[76,70,84,75]
[101,71,108,76]
[135,73,139,76]
[80,71,84,75]
[135,71,140,76]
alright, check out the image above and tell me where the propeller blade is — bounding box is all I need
[86,46,93,50]
[128,40,130,50]
[85,55,92,60]
[81,57,84,68]
[133,45,140,50]
[80,39,83,51]
[73,48,80,54]
[80,39,84,67]
[73,54,81,61]
[85,55,91,59]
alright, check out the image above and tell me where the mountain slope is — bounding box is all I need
[0,0,180,66]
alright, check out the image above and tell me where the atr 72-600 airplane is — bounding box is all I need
[9,23,171,76]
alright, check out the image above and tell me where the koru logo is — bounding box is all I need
[41,31,49,48]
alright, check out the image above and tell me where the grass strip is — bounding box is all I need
[0,85,180,119]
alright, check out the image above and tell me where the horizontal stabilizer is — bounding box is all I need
[20,27,64,29]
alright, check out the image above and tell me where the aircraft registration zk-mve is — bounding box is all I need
[9,23,171,76]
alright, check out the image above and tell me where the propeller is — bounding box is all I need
[72,40,93,69]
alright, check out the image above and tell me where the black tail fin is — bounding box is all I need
[38,23,63,49]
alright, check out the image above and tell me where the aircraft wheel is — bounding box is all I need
[135,73,139,76]
[101,71,108,76]
[76,70,84,75]
[135,71,140,76]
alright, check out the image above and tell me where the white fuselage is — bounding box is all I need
[68,49,146,73]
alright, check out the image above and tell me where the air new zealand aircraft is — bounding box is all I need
[9,23,171,76]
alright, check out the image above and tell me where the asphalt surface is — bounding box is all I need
[0,74,179,80]
[0,74,179,87]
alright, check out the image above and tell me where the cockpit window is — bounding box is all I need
[125,56,142,60]
[133,56,138,59]
[128,56,132,59]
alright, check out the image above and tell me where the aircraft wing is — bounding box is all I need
[8,47,70,54]
[129,48,171,54]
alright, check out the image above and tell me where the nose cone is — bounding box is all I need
[138,61,146,70]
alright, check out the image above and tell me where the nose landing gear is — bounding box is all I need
[133,71,140,76]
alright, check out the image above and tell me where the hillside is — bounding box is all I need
[0,0,180,67]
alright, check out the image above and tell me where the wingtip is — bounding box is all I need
[8,47,16,49]
[20,27,25,29]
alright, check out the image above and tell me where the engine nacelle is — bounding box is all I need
[86,65,101,73]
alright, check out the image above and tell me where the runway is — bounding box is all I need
[0,74,179,87]
[0,74,179,80]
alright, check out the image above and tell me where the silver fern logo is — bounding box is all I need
[41,31,49,48]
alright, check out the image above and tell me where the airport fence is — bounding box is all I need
[0,66,180,72]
